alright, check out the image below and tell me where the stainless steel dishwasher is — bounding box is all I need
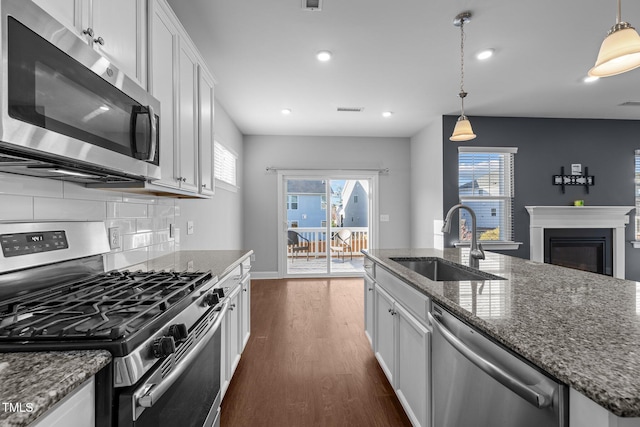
[429,304,568,427]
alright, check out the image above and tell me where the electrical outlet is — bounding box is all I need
[187,221,194,235]
[250,254,256,262]
[187,260,194,271]
[108,227,121,250]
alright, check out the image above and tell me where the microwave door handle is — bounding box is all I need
[145,104,157,162]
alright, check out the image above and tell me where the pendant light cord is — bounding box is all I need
[617,0,621,24]
[459,18,467,116]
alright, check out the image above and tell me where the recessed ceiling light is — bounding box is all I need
[382,111,393,118]
[583,75,600,83]
[316,50,332,62]
[476,49,494,60]
[281,108,292,115]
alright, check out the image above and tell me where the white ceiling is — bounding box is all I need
[167,0,640,138]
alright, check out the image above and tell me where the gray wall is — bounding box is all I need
[180,100,244,250]
[442,115,640,280]
[243,135,411,276]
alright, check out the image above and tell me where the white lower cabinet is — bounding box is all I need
[30,377,94,427]
[371,267,431,427]
[395,302,430,427]
[219,258,251,402]
[364,273,375,349]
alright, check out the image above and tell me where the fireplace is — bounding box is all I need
[544,228,613,276]
[526,206,634,279]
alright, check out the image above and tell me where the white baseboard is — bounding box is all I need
[250,271,279,279]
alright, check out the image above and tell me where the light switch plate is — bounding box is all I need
[380,214,390,222]
[187,221,194,235]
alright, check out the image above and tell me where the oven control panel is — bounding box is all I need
[0,230,69,257]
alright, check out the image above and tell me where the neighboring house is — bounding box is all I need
[338,180,369,227]
[458,179,501,234]
[287,180,327,227]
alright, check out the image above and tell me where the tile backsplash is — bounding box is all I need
[0,172,178,271]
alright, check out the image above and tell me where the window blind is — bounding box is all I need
[214,141,237,187]
[458,149,515,242]
[635,150,640,240]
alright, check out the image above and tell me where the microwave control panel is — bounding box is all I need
[0,230,69,257]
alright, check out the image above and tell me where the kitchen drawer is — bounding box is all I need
[218,265,242,292]
[364,257,375,278]
[376,266,430,326]
[241,257,251,276]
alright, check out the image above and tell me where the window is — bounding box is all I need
[635,150,640,239]
[290,221,298,228]
[321,195,327,210]
[354,195,358,203]
[287,195,298,210]
[458,147,517,242]
[214,140,237,188]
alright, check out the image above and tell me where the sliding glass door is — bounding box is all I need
[278,171,377,277]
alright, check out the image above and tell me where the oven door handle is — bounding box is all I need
[136,300,229,409]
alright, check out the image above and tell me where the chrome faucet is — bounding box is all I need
[441,204,485,269]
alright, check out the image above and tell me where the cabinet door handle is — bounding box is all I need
[201,184,207,188]
[94,36,105,46]
[83,27,94,37]
[230,303,236,311]
[367,287,373,291]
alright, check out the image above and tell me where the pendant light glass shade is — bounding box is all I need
[450,116,476,141]
[589,25,640,77]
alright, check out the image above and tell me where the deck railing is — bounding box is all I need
[288,227,368,258]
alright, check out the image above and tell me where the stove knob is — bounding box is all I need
[212,288,225,298]
[203,292,219,307]
[168,323,188,343]
[152,336,176,358]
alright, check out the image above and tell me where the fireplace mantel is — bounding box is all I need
[525,206,635,279]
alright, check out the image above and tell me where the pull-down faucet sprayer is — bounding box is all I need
[442,204,485,269]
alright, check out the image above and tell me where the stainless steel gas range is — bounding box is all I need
[0,222,228,427]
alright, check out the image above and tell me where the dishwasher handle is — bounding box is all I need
[428,312,553,409]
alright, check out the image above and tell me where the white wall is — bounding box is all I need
[243,135,411,275]
[410,118,443,249]
[179,100,244,250]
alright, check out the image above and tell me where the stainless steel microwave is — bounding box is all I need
[0,0,160,184]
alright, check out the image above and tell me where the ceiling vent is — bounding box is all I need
[302,0,322,11]
[337,107,364,112]
[619,101,640,107]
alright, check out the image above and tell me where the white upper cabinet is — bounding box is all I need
[198,66,215,196]
[176,39,199,193]
[148,0,215,197]
[32,0,147,89]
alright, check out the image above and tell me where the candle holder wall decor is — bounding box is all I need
[553,166,595,194]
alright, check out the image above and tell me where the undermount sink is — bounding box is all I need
[390,257,505,282]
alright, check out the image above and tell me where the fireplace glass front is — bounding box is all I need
[544,228,613,276]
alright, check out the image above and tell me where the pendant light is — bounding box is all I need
[589,0,640,77]
[450,12,476,142]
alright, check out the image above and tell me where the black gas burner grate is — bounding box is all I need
[0,270,212,340]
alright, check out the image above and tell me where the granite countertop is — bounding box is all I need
[364,248,640,418]
[142,249,253,280]
[0,350,111,427]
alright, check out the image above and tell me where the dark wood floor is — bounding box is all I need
[221,278,412,427]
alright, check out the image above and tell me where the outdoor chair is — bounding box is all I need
[287,230,310,262]
[330,229,353,262]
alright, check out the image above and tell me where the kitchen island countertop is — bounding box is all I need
[0,350,111,427]
[364,248,640,418]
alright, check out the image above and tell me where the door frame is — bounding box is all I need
[277,169,379,278]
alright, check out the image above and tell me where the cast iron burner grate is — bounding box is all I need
[0,270,212,341]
